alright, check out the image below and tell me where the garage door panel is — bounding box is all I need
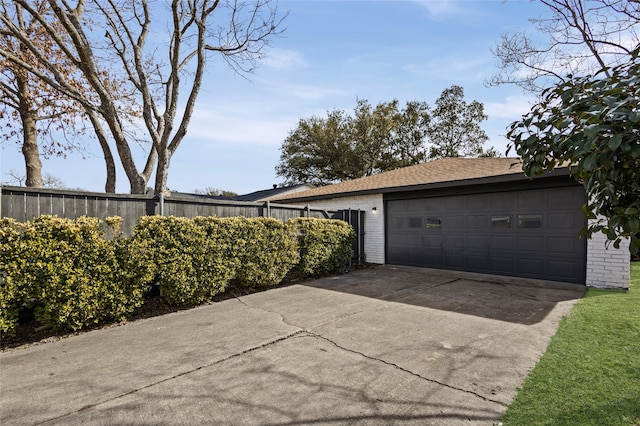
[517,190,546,209]
[517,258,544,275]
[517,236,545,252]
[467,194,490,209]
[423,235,443,248]
[445,235,465,249]
[446,215,465,228]
[490,192,515,210]
[386,185,586,283]
[416,198,444,210]
[405,235,424,247]
[466,255,489,269]
[547,236,578,254]
[548,187,583,205]
[467,235,488,249]
[424,250,444,266]
[466,215,488,229]
[491,235,515,250]
[445,252,465,268]
[547,213,578,229]
[446,197,466,209]
[548,260,579,280]
[490,256,515,273]
[388,217,408,229]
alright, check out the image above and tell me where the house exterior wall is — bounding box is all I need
[586,218,630,289]
[301,194,385,264]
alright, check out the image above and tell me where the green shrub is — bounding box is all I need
[193,216,241,291]
[108,234,156,320]
[0,213,353,338]
[288,218,355,277]
[131,216,238,305]
[0,218,29,336]
[233,217,300,288]
[0,216,149,333]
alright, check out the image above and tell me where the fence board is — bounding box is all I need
[1,186,334,235]
[1,186,364,265]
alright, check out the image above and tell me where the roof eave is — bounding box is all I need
[276,167,571,203]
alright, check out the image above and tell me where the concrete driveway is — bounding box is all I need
[0,265,584,425]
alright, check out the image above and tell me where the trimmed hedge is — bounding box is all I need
[0,218,28,335]
[0,215,355,337]
[131,216,239,305]
[0,216,152,334]
[289,218,355,277]
[231,217,299,288]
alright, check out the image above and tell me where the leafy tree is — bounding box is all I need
[277,109,355,185]
[428,85,491,159]
[506,50,640,254]
[0,0,285,195]
[277,87,495,185]
[488,0,640,93]
[276,99,431,185]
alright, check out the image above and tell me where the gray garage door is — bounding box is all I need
[386,186,587,283]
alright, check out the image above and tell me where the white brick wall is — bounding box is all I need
[300,194,385,264]
[586,218,630,289]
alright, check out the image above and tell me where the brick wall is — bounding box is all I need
[586,219,631,289]
[302,194,385,264]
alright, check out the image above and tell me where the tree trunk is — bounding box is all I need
[86,110,116,193]
[154,148,171,196]
[16,70,43,187]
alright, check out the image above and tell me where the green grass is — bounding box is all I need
[502,262,640,426]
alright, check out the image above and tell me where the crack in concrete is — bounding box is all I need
[36,329,307,425]
[233,299,507,408]
[235,292,506,407]
[301,331,508,408]
[41,289,505,424]
[235,296,302,330]
[236,295,389,332]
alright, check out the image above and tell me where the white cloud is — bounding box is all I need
[404,55,490,80]
[277,83,349,101]
[484,95,536,119]
[261,48,308,70]
[412,0,483,20]
[187,108,295,147]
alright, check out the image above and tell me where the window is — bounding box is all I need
[491,215,511,228]
[426,217,442,229]
[409,217,422,228]
[518,214,543,229]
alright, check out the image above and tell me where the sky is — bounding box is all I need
[0,0,548,195]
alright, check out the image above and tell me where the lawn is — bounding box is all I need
[502,261,640,426]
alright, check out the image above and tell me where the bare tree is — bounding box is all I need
[0,0,136,192]
[4,169,26,186]
[0,1,85,188]
[488,0,640,93]
[0,0,286,195]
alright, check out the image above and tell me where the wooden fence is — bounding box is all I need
[0,186,337,237]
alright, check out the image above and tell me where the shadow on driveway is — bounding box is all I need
[302,265,586,325]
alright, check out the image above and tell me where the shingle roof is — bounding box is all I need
[272,157,533,201]
[234,184,316,202]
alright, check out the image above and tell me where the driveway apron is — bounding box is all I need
[0,265,584,425]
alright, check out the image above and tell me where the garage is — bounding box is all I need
[385,180,587,283]
[274,157,628,288]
